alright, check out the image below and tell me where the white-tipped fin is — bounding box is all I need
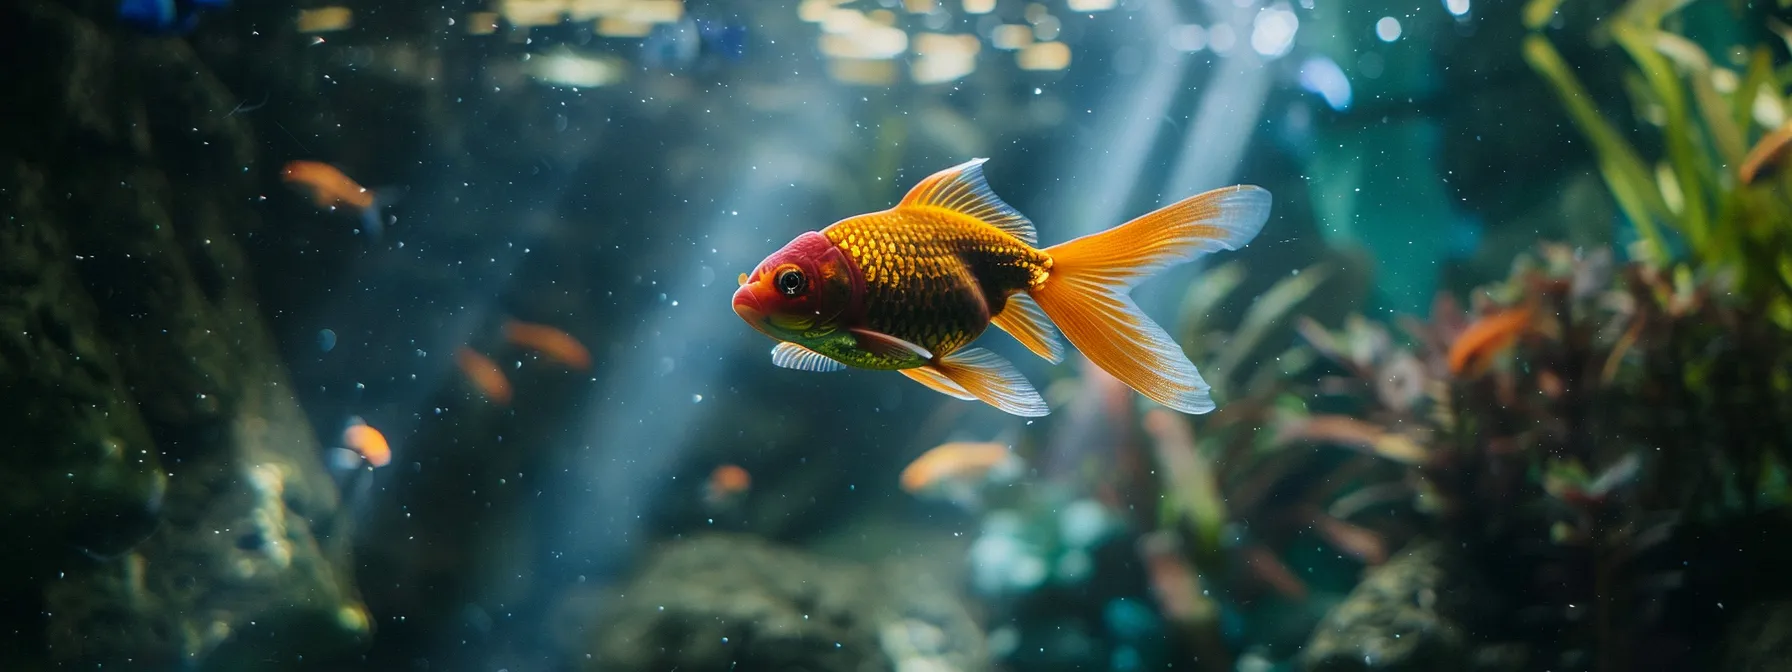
[930,347,1050,417]
[1056,185,1270,290]
[898,158,1038,245]
[771,342,847,372]
[901,366,978,400]
[1032,185,1269,415]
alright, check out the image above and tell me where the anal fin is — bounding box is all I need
[990,292,1065,364]
[901,366,977,400]
[928,347,1050,417]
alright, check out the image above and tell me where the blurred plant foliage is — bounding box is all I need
[1020,6,1792,664]
[1522,0,1792,328]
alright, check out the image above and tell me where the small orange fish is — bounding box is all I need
[896,442,1025,494]
[732,159,1270,417]
[455,346,513,405]
[282,160,390,239]
[342,416,391,467]
[706,464,751,505]
[1447,304,1536,378]
[1740,123,1792,185]
[503,319,592,370]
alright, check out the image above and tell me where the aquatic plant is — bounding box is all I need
[1522,0,1792,328]
[999,261,1410,669]
[1293,240,1792,669]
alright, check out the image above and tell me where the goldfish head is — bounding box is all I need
[733,232,861,342]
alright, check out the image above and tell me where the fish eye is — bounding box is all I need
[775,267,807,297]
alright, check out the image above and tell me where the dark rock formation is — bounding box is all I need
[1719,599,1792,672]
[1,0,363,667]
[580,533,986,672]
[1300,540,1514,672]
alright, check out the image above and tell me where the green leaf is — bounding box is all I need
[1524,35,1674,263]
[1613,24,1711,253]
[1523,0,1567,30]
[1210,264,1332,396]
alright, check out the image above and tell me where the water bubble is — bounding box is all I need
[1375,16,1402,42]
[317,329,337,352]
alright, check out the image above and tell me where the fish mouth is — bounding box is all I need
[732,284,773,336]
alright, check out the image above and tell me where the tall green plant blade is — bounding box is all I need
[1209,265,1331,396]
[1737,48,1777,141]
[1178,261,1247,354]
[1614,24,1713,253]
[1524,35,1674,262]
[1524,0,1567,29]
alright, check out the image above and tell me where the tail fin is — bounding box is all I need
[360,186,407,241]
[360,203,384,241]
[1032,185,1271,414]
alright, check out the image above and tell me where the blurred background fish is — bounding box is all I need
[116,0,228,34]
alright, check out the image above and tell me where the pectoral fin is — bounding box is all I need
[850,328,933,362]
[770,342,847,372]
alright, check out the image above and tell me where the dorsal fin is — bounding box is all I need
[899,158,1038,246]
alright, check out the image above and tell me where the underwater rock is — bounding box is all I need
[1719,599,1792,672]
[585,533,986,672]
[1299,540,1511,672]
[2,0,365,667]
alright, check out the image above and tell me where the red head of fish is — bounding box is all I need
[732,231,863,342]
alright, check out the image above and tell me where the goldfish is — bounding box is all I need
[282,161,391,239]
[705,464,752,506]
[329,416,390,469]
[1446,303,1536,378]
[732,159,1270,417]
[503,319,592,370]
[455,346,513,405]
[900,440,1024,508]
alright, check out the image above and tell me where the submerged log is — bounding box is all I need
[0,1,365,667]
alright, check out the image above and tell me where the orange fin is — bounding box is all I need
[771,342,847,372]
[1033,185,1271,414]
[926,347,1049,417]
[901,366,977,400]
[990,292,1064,364]
[850,327,933,362]
[897,158,1037,245]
